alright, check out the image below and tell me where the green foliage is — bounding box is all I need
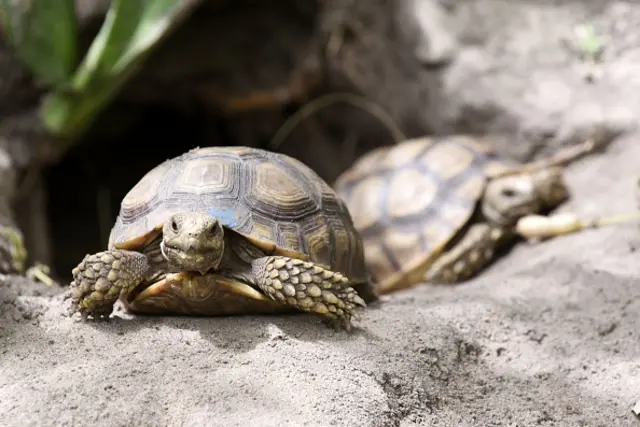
[574,23,604,62]
[1,0,201,142]
[0,0,78,86]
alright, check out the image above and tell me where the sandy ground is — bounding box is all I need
[2,136,640,427]
[3,1,640,426]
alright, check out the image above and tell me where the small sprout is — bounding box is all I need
[26,263,55,286]
[0,226,27,273]
[571,23,606,82]
[574,23,605,63]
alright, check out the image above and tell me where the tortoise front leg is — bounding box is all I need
[424,223,512,283]
[251,256,366,330]
[69,249,151,318]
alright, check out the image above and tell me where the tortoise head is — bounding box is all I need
[482,166,569,226]
[160,212,225,274]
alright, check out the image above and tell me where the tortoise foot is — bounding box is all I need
[69,249,150,319]
[252,256,366,331]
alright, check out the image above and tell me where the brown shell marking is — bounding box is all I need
[109,146,367,283]
[334,135,503,292]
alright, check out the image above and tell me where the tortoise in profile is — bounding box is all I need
[69,146,373,330]
[333,135,596,295]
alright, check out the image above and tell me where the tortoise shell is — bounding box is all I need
[333,135,513,292]
[109,146,368,285]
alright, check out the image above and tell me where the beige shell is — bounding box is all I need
[333,135,512,291]
[109,146,368,286]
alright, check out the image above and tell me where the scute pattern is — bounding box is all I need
[110,146,367,283]
[176,158,234,193]
[117,160,173,233]
[334,136,500,287]
[246,161,319,220]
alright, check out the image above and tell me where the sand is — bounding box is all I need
[3,0,640,426]
[2,134,640,427]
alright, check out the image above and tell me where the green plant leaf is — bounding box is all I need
[41,0,201,141]
[0,0,78,86]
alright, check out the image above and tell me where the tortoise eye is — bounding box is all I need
[208,224,218,236]
[171,219,179,232]
[501,188,517,198]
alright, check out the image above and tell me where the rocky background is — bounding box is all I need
[1,1,640,426]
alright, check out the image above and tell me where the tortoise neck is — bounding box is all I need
[217,230,265,284]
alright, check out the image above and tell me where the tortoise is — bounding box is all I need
[69,146,374,330]
[333,135,597,295]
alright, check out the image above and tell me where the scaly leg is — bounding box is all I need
[251,256,366,330]
[69,249,151,318]
[425,223,512,283]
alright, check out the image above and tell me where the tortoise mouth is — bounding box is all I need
[482,201,541,226]
[160,242,222,273]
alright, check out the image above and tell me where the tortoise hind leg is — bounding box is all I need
[69,249,151,319]
[251,255,366,330]
[424,223,512,283]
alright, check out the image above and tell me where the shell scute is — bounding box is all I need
[334,136,503,290]
[110,146,367,283]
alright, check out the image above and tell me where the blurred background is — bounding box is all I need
[0,0,628,281]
